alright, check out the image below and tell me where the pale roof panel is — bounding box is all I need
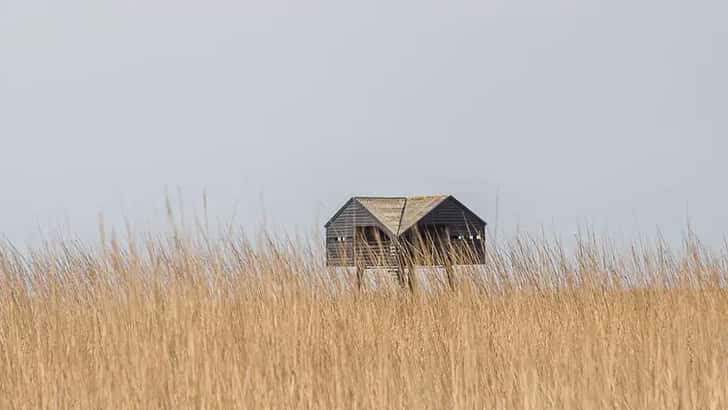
[355,197,406,235]
[397,195,449,234]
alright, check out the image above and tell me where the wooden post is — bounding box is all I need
[396,258,406,290]
[445,263,455,292]
[407,259,416,293]
[353,226,362,291]
[445,226,455,291]
[356,264,364,291]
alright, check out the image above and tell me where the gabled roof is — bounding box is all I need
[326,195,460,237]
[355,197,406,235]
[397,196,449,234]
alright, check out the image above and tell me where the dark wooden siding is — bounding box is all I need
[415,197,485,235]
[353,226,399,267]
[327,196,487,266]
[326,200,381,266]
[411,197,486,263]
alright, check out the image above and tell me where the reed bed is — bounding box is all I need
[1,224,727,409]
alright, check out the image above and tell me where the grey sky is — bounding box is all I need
[1,0,727,246]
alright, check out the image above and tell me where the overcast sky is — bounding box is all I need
[1,0,727,246]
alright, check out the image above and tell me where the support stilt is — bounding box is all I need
[407,261,416,293]
[356,265,364,291]
[445,262,455,292]
[396,262,406,289]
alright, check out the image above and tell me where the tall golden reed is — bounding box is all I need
[1,222,727,409]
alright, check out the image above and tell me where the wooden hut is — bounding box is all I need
[324,195,487,289]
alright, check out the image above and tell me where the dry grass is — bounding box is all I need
[1,223,728,409]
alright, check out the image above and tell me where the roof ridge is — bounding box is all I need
[354,197,407,237]
[354,196,407,199]
[353,195,446,199]
[397,195,451,235]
